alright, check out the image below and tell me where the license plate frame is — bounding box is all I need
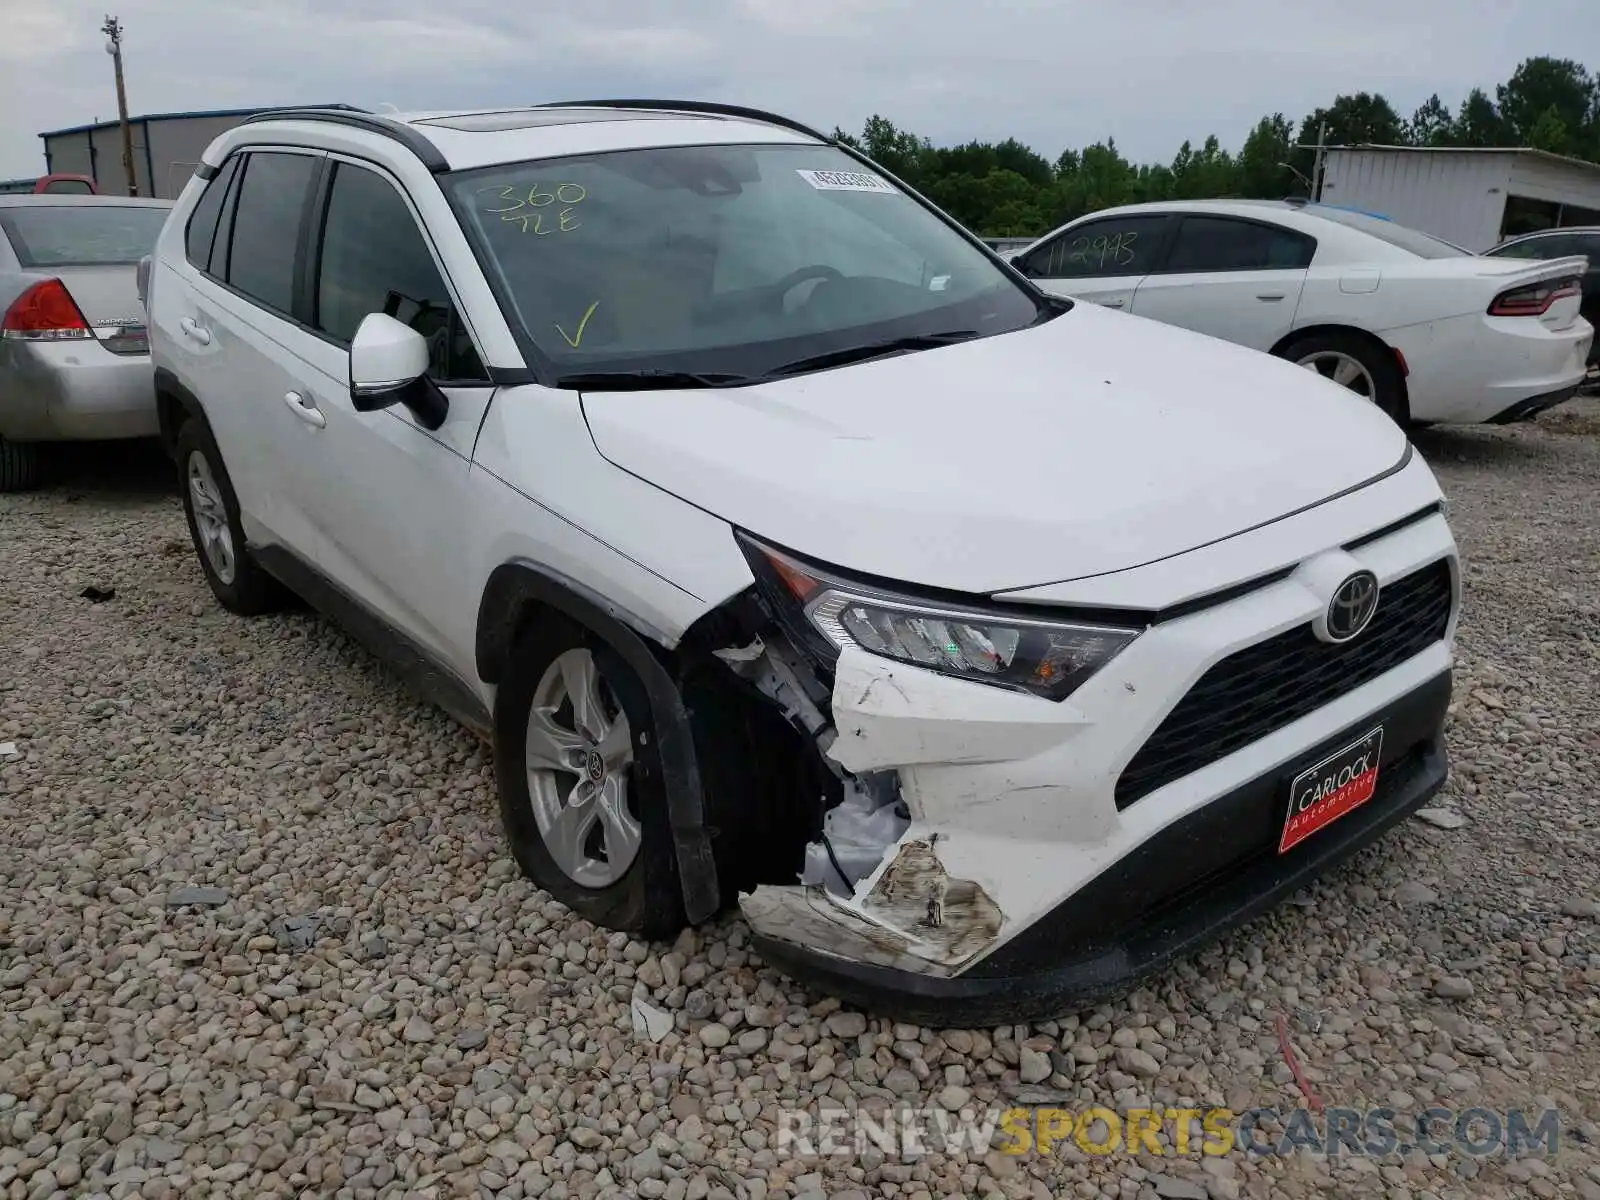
[1279,726,1384,854]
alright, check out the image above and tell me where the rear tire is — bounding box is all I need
[493,612,687,939]
[0,437,40,493]
[1279,332,1407,426]
[176,419,287,615]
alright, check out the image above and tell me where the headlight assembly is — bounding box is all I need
[739,535,1142,701]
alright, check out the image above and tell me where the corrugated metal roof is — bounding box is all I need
[38,105,354,139]
[1327,144,1600,179]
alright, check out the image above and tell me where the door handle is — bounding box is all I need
[179,317,212,345]
[1256,293,1286,302]
[1103,299,1126,309]
[283,390,326,428]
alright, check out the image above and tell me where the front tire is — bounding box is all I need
[493,613,687,939]
[176,419,286,615]
[1280,332,1408,425]
[0,437,40,493]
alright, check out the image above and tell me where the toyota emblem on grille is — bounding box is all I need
[1322,571,1380,643]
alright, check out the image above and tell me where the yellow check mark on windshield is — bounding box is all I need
[555,300,600,349]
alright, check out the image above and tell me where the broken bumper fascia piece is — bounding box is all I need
[743,835,1003,978]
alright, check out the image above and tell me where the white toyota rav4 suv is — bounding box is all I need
[145,102,1460,1023]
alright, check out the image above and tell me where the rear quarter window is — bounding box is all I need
[185,157,241,271]
[1308,207,1467,259]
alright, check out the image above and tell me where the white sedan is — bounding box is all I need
[1008,200,1593,425]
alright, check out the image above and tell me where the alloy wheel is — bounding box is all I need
[523,648,640,888]
[1297,349,1376,399]
[187,450,236,584]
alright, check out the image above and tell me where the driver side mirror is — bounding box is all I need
[349,313,448,431]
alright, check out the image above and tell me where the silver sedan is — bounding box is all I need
[1,194,172,491]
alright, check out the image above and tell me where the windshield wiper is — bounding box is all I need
[555,370,755,391]
[765,330,982,378]
[557,330,985,390]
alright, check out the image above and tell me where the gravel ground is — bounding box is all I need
[3,403,1599,1200]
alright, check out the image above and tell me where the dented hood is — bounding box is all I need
[580,303,1410,594]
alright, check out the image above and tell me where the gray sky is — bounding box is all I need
[4,0,1598,180]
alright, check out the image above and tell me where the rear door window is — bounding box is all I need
[1162,216,1315,273]
[223,151,318,315]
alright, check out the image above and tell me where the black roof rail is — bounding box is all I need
[236,106,450,173]
[536,99,832,144]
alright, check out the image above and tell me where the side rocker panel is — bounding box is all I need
[254,543,494,738]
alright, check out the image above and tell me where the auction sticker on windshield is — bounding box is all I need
[797,169,897,194]
[1279,727,1383,853]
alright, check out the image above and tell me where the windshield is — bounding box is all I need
[446,143,1046,382]
[0,204,169,267]
[1305,206,1467,259]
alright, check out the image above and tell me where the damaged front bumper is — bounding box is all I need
[745,670,1449,1026]
[733,512,1458,1025]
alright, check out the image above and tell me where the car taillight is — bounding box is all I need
[1488,277,1581,317]
[1,279,93,340]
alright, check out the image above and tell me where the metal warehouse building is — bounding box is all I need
[37,106,340,200]
[1319,145,1600,252]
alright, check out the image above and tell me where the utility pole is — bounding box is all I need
[1311,121,1328,202]
[1293,121,1333,203]
[102,16,137,195]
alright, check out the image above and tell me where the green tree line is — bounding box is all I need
[832,56,1600,237]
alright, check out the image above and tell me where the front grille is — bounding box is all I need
[1115,558,1453,810]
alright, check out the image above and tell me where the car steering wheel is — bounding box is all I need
[769,265,845,314]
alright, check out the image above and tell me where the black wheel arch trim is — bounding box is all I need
[1270,323,1398,359]
[476,559,720,923]
[154,367,206,457]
